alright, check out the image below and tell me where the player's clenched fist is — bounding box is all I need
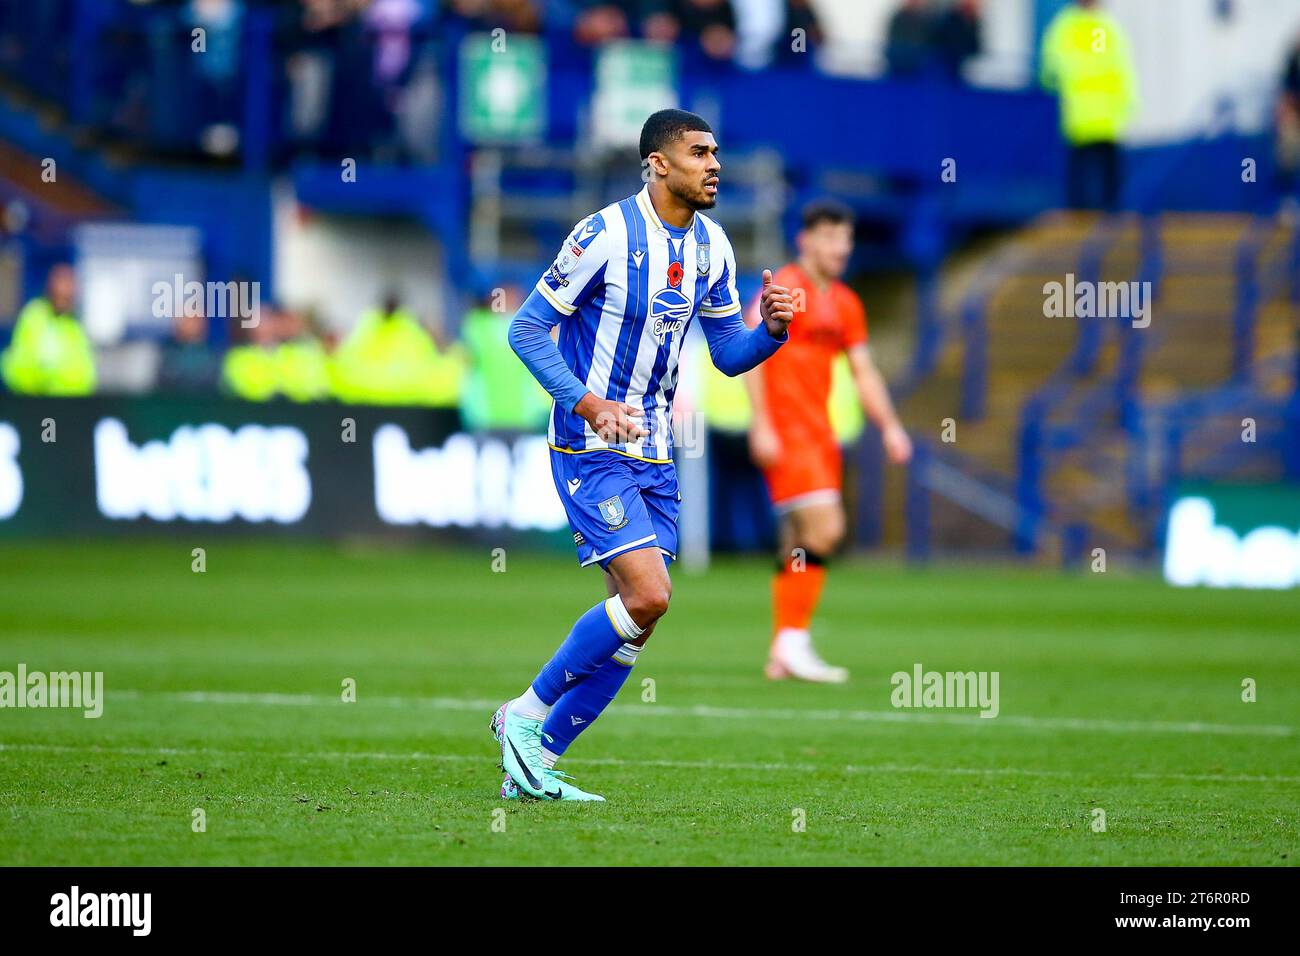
[575,393,648,442]
[758,268,794,338]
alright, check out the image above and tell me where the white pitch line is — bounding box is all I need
[106,689,1299,739]
[0,741,1295,786]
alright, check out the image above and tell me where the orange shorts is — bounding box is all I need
[762,439,842,513]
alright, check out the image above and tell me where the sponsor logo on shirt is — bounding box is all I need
[649,288,691,341]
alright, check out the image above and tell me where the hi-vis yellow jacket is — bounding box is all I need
[331,308,463,407]
[1039,5,1139,145]
[1,297,96,396]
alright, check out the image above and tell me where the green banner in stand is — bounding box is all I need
[458,33,546,144]
[592,42,678,149]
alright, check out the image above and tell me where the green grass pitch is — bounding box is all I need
[1,540,1296,866]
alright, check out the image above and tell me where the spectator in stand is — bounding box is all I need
[782,0,822,62]
[220,302,335,403]
[273,305,332,402]
[285,0,361,158]
[325,3,388,158]
[885,0,934,77]
[157,305,222,394]
[365,0,423,90]
[634,1,737,60]
[221,306,279,401]
[188,0,245,156]
[641,1,681,44]
[728,0,822,70]
[1039,0,1138,212]
[1276,31,1300,213]
[1284,33,1300,104]
[0,263,95,397]
[932,0,981,82]
[573,1,636,45]
[442,0,542,33]
[331,293,463,406]
[459,283,551,432]
[675,0,737,62]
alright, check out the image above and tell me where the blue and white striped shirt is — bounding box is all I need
[509,185,785,462]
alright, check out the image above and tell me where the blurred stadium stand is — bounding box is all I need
[0,0,1298,569]
[900,211,1300,563]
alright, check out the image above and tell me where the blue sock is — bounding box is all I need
[531,596,643,705]
[542,647,639,757]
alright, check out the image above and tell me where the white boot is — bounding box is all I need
[767,628,849,683]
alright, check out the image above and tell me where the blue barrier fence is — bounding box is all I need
[1141,377,1295,553]
[930,203,1298,562]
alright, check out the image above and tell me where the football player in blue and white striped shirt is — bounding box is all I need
[490,109,794,801]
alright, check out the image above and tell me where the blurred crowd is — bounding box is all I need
[0,0,1034,169]
[1277,31,1300,204]
[884,0,981,82]
[10,0,831,162]
[0,265,551,432]
[287,0,832,162]
[6,1,1003,165]
[450,0,822,62]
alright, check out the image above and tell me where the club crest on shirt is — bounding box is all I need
[696,243,710,276]
[599,495,628,530]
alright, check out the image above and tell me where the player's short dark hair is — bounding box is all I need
[801,198,855,231]
[639,109,714,161]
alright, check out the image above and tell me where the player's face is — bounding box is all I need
[661,131,721,210]
[799,222,854,280]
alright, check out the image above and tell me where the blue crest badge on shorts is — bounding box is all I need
[696,243,710,276]
[599,495,628,530]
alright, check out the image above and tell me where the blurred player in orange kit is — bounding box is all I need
[744,200,913,682]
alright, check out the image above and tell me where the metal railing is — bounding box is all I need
[905,437,1087,565]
